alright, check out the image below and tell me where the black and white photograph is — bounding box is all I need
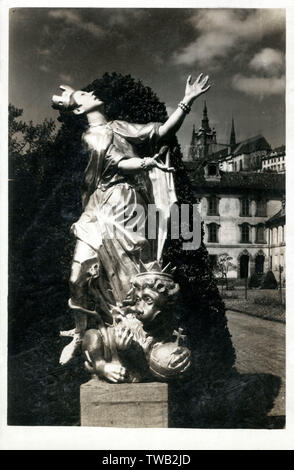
[1,0,293,450]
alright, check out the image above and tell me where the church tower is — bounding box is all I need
[187,102,217,160]
[230,117,236,149]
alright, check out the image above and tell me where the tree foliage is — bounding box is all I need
[213,253,236,290]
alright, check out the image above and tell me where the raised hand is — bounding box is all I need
[185,73,211,102]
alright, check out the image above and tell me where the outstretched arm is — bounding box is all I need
[118,148,174,174]
[158,74,211,138]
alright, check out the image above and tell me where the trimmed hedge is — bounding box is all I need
[260,271,278,289]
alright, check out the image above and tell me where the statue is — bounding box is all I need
[52,73,211,382]
[82,262,191,383]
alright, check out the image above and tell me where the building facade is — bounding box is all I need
[185,161,285,281]
[218,135,271,172]
[265,202,286,283]
[262,145,286,173]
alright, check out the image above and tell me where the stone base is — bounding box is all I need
[80,379,168,427]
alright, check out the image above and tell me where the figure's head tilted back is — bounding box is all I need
[52,85,104,115]
[52,85,76,111]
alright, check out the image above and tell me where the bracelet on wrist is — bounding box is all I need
[141,157,154,171]
[178,101,191,114]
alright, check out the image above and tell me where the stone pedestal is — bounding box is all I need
[80,379,168,427]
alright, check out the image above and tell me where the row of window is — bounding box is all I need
[265,156,285,163]
[263,163,285,171]
[207,197,267,217]
[207,223,267,243]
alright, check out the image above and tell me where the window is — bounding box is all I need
[241,223,250,243]
[240,198,250,217]
[207,196,219,215]
[207,164,217,176]
[255,254,265,274]
[209,254,218,268]
[208,223,219,243]
[239,160,243,171]
[256,200,267,217]
[256,224,265,243]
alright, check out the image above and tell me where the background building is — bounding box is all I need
[262,145,286,173]
[184,160,285,281]
[265,201,286,283]
[188,102,218,160]
[187,102,284,174]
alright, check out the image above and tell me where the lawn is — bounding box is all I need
[221,288,285,323]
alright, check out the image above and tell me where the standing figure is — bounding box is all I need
[52,73,211,365]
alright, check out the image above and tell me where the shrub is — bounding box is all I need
[260,271,278,289]
[248,273,261,289]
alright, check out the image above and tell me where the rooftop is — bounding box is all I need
[232,135,271,156]
[184,163,285,194]
[266,205,286,226]
[200,134,272,163]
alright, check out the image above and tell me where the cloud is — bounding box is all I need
[249,48,284,75]
[59,73,73,83]
[38,48,51,56]
[39,65,49,73]
[172,9,285,66]
[232,73,285,97]
[107,10,146,26]
[48,9,104,38]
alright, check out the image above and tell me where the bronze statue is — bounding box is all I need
[52,74,211,380]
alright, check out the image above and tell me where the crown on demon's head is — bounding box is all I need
[134,261,176,282]
[52,85,76,110]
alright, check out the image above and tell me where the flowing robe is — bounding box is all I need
[71,120,177,316]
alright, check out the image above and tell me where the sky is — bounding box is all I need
[9,7,286,157]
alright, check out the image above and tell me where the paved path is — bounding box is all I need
[226,310,285,417]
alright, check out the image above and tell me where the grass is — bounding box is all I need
[223,288,285,323]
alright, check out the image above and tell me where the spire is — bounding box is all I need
[201,101,211,131]
[230,117,236,147]
[188,124,197,160]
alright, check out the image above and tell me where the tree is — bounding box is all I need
[213,253,236,291]
[9,104,56,179]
